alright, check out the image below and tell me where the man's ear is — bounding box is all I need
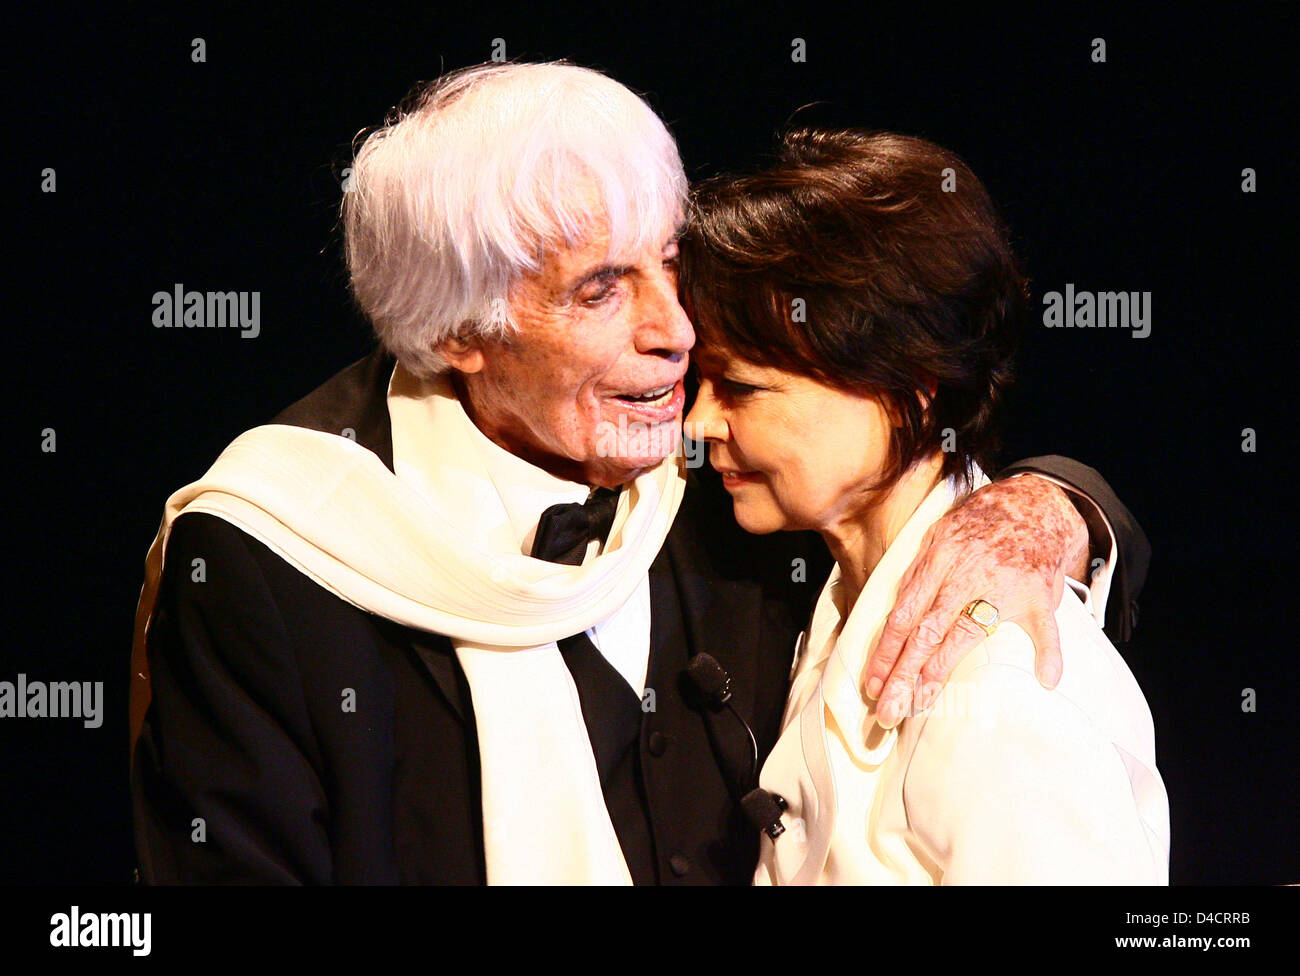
[438,333,486,374]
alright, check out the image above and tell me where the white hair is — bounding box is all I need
[342,61,688,376]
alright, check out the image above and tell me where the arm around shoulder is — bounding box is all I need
[995,455,1151,643]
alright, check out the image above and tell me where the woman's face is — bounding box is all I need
[684,349,897,534]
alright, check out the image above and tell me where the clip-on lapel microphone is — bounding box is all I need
[683,653,788,839]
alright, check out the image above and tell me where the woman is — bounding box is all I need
[680,128,1170,884]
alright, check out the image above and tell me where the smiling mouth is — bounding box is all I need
[715,466,761,484]
[612,383,677,408]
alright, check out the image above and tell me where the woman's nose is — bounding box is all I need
[684,385,726,442]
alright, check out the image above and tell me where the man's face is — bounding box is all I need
[451,210,694,487]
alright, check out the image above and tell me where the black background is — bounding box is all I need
[7,1,1296,885]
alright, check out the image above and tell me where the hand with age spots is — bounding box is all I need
[863,474,1091,729]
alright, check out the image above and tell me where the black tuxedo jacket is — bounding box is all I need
[131,348,1149,884]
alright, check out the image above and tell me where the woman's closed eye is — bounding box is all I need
[718,377,761,398]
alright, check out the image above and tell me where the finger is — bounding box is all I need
[875,613,946,729]
[1022,604,1063,688]
[916,611,990,708]
[864,545,945,701]
[877,568,977,711]
[864,611,911,703]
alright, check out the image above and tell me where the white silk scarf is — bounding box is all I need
[131,363,686,885]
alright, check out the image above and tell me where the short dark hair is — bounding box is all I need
[679,127,1026,490]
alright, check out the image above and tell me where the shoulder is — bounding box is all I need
[161,512,396,652]
[893,590,1168,882]
[944,582,1146,724]
[165,511,311,597]
[162,512,277,604]
[154,511,427,732]
[901,585,1158,797]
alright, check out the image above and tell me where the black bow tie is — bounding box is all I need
[530,487,622,565]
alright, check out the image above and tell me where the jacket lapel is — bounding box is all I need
[406,631,469,723]
[272,345,397,471]
[661,497,762,729]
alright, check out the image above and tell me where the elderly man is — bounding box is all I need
[130,61,1147,884]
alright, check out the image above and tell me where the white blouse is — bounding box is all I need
[754,474,1170,885]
